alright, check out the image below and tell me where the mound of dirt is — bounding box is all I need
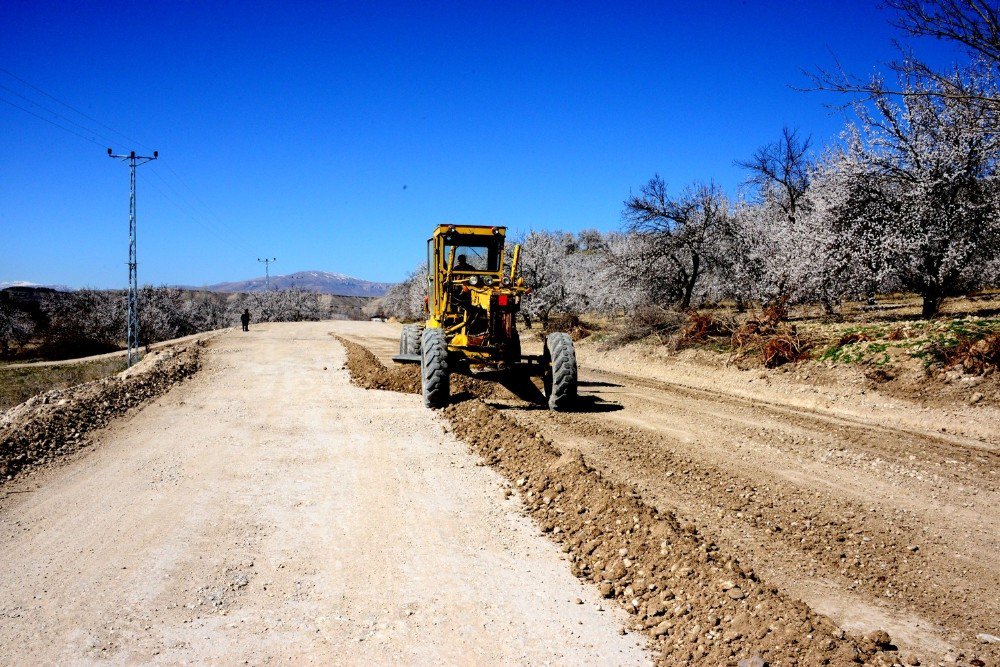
[0,341,204,482]
[334,336,421,394]
[334,334,523,402]
[337,339,894,665]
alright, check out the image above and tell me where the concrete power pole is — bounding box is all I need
[108,148,158,367]
[258,257,276,290]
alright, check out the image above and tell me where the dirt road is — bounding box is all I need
[0,322,647,665]
[341,322,1000,665]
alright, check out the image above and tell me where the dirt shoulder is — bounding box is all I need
[0,322,647,665]
[1,340,204,483]
[0,329,223,370]
[577,337,999,449]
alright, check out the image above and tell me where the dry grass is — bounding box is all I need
[676,312,732,348]
[0,358,127,412]
[542,313,594,341]
[598,307,685,349]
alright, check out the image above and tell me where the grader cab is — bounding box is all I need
[392,224,577,410]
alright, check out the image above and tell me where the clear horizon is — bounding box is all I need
[1,1,964,289]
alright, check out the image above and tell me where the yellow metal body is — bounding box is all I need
[425,224,527,367]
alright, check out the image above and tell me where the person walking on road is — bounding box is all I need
[241,308,251,332]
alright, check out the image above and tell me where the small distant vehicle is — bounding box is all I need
[392,224,577,410]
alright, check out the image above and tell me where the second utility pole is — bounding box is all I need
[258,257,276,290]
[108,148,158,367]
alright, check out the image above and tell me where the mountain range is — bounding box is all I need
[1,272,394,297]
[0,281,73,291]
[196,271,393,296]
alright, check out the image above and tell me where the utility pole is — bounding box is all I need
[108,148,158,367]
[258,257,276,290]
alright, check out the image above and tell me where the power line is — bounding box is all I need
[0,95,105,147]
[141,169,257,260]
[0,69,252,253]
[0,90,230,284]
[161,161,243,235]
[0,67,151,151]
[0,83,124,148]
[2,68,269,288]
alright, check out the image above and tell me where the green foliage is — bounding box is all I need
[818,316,1000,367]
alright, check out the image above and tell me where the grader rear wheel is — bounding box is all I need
[421,327,450,408]
[400,324,423,355]
[544,332,577,411]
[399,325,411,354]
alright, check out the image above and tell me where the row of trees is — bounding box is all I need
[0,287,332,359]
[376,0,1000,322]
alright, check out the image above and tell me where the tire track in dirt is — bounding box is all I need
[588,369,998,487]
[336,336,906,666]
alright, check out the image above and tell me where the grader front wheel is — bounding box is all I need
[421,327,450,408]
[544,332,577,411]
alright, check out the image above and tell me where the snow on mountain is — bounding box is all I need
[0,281,72,291]
[200,271,393,296]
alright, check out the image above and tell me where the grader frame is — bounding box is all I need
[392,224,577,410]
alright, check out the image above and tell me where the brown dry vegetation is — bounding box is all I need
[589,293,1000,383]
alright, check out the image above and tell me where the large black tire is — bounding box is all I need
[544,332,577,411]
[421,327,449,408]
[406,325,423,355]
[399,324,423,355]
[399,325,411,354]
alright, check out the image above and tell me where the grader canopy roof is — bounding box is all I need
[429,225,506,273]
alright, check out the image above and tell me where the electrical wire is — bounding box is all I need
[0,83,123,148]
[2,68,268,272]
[144,166,257,257]
[0,67,152,151]
[0,95,105,147]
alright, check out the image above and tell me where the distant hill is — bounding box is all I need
[0,281,72,291]
[198,271,393,297]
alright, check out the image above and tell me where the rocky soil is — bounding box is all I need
[0,323,648,665]
[0,341,204,482]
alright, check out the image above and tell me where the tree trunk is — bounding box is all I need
[821,294,838,316]
[921,291,943,318]
[679,253,700,311]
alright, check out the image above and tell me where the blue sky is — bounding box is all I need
[0,1,966,287]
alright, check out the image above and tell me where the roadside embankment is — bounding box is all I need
[0,340,204,482]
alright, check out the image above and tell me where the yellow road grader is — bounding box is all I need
[392,224,577,410]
